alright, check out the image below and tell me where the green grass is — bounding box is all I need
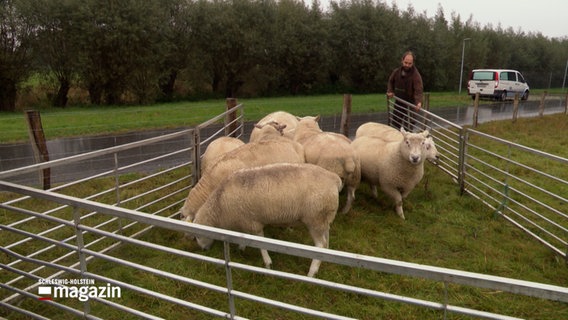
[0,92,480,143]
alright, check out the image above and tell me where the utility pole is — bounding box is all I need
[459,38,471,95]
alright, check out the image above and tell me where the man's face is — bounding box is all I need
[402,55,414,71]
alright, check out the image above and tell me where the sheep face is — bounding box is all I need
[400,129,429,165]
[424,136,440,162]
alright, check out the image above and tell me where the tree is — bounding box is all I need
[26,0,85,107]
[76,0,171,105]
[0,0,35,111]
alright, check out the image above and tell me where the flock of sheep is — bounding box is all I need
[179,111,438,277]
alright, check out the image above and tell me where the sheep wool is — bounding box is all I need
[352,129,429,220]
[294,116,360,214]
[192,162,343,278]
[179,137,306,222]
[200,136,245,175]
[249,111,299,142]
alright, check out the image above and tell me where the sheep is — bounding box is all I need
[200,136,245,174]
[190,162,343,277]
[249,111,299,142]
[355,122,439,162]
[352,128,429,220]
[180,136,306,221]
[294,115,360,214]
[250,120,287,141]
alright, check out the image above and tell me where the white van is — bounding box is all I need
[467,69,530,101]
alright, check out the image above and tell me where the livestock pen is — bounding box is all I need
[1,99,567,319]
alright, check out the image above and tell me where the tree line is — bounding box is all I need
[1,0,566,111]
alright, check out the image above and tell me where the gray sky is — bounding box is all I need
[319,0,568,39]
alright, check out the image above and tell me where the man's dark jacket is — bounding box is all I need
[387,66,423,105]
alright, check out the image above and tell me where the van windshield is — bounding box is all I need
[472,71,495,81]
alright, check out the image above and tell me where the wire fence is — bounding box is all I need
[0,98,567,319]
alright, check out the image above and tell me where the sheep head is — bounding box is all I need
[400,129,428,165]
[254,120,287,136]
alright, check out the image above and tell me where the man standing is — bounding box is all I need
[386,51,423,131]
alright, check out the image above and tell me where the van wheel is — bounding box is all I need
[521,91,529,100]
[500,91,507,101]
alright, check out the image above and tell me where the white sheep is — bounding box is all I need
[250,120,287,141]
[352,128,429,220]
[355,122,439,162]
[294,115,360,214]
[201,136,245,174]
[190,162,343,277]
[249,111,299,142]
[180,137,306,221]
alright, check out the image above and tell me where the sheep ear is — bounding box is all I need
[422,130,430,137]
[315,115,321,122]
[400,127,407,134]
[254,123,263,129]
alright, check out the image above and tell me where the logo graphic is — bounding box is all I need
[38,286,52,300]
[37,279,121,302]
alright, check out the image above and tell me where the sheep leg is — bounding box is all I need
[382,186,405,220]
[340,186,356,214]
[260,249,273,269]
[395,201,405,220]
[307,227,330,277]
[256,230,273,269]
[371,185,379,198]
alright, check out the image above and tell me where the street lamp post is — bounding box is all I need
[459,38,471,95]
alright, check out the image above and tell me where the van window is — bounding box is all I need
[500,71,516,81]
[472,71,495,80]
[517,72,526,83]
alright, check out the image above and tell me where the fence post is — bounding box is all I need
[386,96,392,127]
[512,93,519,123]
[458,128,468,195]
[472,93,480,128]
[225,98,238,137]
[423,93,431,130]
[340,94,352,137]
[538,91,547,117]
[192,129,201,184]
[25,110,51,190]
[565,93,568,115]
[73,206,92,316]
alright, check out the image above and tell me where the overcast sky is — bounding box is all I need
[319,0,568,39]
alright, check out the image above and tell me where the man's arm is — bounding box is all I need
[414,71,424,109]
[386,69,396,98]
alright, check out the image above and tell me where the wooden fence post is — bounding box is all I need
[25,110,51,190]
[225,98,238,137]
[538,91,547,117]
[565,93,568,115]
[472,93,480,128]
[512,93,520,123]
[340,94,352,137]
